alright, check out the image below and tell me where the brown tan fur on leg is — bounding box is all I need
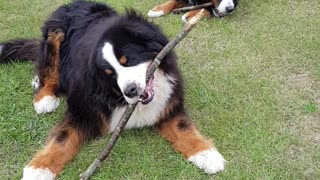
[151,0,186,15]
[157,114,215,158]
[34,31,64,102]
[28,121,85,175]
[182,9,211,23]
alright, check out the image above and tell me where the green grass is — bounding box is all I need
[0,0,320,179]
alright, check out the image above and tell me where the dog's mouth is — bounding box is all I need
[138,75,155,105]
[212,9,226,18]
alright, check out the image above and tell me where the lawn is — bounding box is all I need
[0,0,319,179]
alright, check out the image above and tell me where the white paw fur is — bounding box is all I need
[22,166,55,180]
[31,76,40,90]
[148,10,164,18]
[181,14,189,23]
[34,96,60,114]
[188,148,226,174]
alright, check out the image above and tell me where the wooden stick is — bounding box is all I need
[172,2,213,14]
[79,104,137,180]
[79,9,205,180]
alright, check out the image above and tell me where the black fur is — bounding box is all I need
[0,39,39,63]
[177,118,192,131]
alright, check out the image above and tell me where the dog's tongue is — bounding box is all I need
[138,76,155,105]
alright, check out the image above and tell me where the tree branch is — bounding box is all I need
[172,2,213,14]
[79,9,205,180]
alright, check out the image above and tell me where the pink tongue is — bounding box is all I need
[140,89,154,105]
[138,76,154,104]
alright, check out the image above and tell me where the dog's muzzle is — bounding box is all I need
[123,75,155,105]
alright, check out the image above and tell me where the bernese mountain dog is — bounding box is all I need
[148,0,238,22]
[0,0,225,179]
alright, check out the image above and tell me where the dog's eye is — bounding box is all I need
[105,69,113,75]
[119,56,127,65]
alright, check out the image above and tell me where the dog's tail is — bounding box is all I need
[0,39,40,63]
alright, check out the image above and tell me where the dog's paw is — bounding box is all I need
[31,76,40,91]
[148,9,165,18]
[188,148,226,174]
[34,96,60,114]
[22,166,55,180]
[181,13,190,23]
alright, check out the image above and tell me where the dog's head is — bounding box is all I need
[212,0,239,17]
[95,12,168,105]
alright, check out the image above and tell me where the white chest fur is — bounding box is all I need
[109,70,175,133]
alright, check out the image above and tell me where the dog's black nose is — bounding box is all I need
[226,6,234,13]
[124,83,138,98]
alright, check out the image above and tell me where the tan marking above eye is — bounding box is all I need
[119,56,127,65]
[105,69,113,75]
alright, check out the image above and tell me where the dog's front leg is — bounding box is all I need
[33,30,64,114]
[156,114,225,174]
[181,9,211,23]
[148,0,186,18]
[22,116,89,180]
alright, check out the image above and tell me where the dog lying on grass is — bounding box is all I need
[0,0,226,178]
[148,0,238,22]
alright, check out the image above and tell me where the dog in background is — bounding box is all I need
[0,0,226,179]
[148,0,238,22]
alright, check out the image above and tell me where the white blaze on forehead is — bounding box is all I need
[102,42,148,104]
[102,43,122,71]
[217,0,234,13]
